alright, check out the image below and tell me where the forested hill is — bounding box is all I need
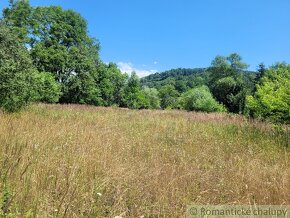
[142,68,206,82]
[141,67,256,91]
[141,68,208,90]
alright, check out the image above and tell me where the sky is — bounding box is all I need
[1,0,290,77]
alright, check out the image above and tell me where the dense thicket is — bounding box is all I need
[207,53,256,113]
[0,0,289,124]
[0,22,60,112]
[2,0,130,108]
[246,63,290,124]
[0,21,37,112]
[179,86,226,112]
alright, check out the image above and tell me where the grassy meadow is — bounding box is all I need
[0,104,289,217]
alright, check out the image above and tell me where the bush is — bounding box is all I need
[0,22,38,112]
[122,72,147,109]
[179,86,226,112]
[246,63,290,124]
[61,72,102,106]
[142,87,160,109]
[36,72,61,103]
[159,85,179,109]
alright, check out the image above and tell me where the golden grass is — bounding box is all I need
[0,104,289,217]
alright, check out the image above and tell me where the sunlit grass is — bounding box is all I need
[0,104,289,217]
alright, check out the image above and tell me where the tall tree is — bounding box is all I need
[29,6,100,83]
[122,72,147,109]
[3,1,101,105]
[142,87,161,109]
[2,0,32,43]
[255,63,267,84]
[96,63,127,106]
[0,22,37,112]
[158,84,179,109]
[207,53,250,113]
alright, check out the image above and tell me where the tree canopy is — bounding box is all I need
[0,0,289,124]
[207,53,254,113]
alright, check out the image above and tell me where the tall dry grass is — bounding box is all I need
[0,104,289,217]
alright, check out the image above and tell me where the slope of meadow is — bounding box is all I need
[0,104,289,217]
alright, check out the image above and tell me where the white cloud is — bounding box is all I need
[117,62,157,78]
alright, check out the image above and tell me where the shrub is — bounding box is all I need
[246,63,290,124]
[36,72,62,103]
[159,85,179,109]
[142,87,161,109]
[179,85,226,112]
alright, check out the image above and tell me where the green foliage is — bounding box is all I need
[97,63,127,106]
[208,53,254,113]
[141,68,208,91]
[179,86,226,112]
[141,65,255,112]
[2,1,288,121]
[61,72,102,106]
[3,1,101,106]
[246,63,290,124]
[35,72,61,103]
[2,0,32,43]
[255,63,267,84]
[122,72,147,109]
[0,22,38,112]
[29,6,100,90]
[0,185,12,216]
[142,87,161,109]
[158,85,179,109]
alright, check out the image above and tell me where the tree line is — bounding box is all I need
[0,0,289,124]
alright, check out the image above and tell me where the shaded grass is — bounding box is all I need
[0,104,289,217]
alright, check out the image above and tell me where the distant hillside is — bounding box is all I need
[141,68,208,91]
[141,68,256,92]
[142,68,207,82]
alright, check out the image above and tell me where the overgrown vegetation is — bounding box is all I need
[0,22,60,112]
[0,1,289,217]
[179,86,226,112]
[0,104,289,217]
[246,63,290,124]
[0,0,289,124]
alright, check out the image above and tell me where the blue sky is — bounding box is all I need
[1,0,290,77]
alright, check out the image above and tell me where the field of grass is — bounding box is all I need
[0,104,289,217]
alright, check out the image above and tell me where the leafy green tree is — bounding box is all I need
[255,63,267,84]
[179,86,226,112]
[61,72,102,106]
[2,0,32,43]
[246,63,290,124]
[29,6,100,81]
[142,87,161,109]
[158,84,179,109]
[122,72,147,109]
[97,63,127,106]
[0,22,38,112]
[208,53,251,113]
[3,1,101,105]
